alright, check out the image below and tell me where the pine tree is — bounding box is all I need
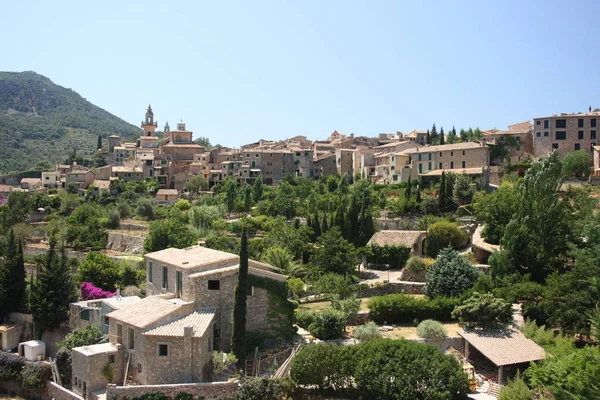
[447,126,458,144]
[97,135,102,150]
[439,127,445,145]
[231,227,248,369]
[460,129,468,142]
[30,239,75,338]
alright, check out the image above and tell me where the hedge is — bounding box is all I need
[367,245,411,270]
[368,293,461,324]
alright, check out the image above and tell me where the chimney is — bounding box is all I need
[116,288,121,298]
[480,138,487,146]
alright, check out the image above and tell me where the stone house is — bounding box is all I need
[41,170,60,189]
[367,230,427,258]
[533,110,600,158]
[66,169,95,189]
[20,177,42,191]
[155,188,179,204]
[73,246,289,388]
[72,342,124,399]
[111,165,144,182]
[69,296,141,334]
[483,121,533,166]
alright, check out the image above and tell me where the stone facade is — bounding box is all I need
[533,111,600,158]
[71,343,124,399]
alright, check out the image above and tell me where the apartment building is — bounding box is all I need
[483,121,533,165]
[533,110,600,157]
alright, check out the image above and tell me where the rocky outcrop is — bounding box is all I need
[106,232,145,254]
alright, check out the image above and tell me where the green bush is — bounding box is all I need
[308,308,347,340]
[416,319,447,339]
[425,221,468,257]
[424,247,480,298]
[237,376,295,400]
[55,347,72,387]
[405,256,427,271]
[366,245,411,270]
[21,361,52,388]
[290,343,356,391]
[368,294,461,324]
[174,393,193,400]
[0,352,25,378]
[451,292,513,329]
[294,309,316,329]
[353,321,382,341]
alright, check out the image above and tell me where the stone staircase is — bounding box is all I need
[487,382,502,398]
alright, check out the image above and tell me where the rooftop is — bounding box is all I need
[102,295,141,310]
[73,342,120,356]
[156,189,178,196]
[145,246,238,270]
[403,142,484,154]
[367,230,426,247]
[112,166,143,173]
[421,167,486,176]
[106,296,192,328]
[458,328,545,367]
[144,308,216,338]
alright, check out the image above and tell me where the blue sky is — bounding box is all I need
[4,0,599,147]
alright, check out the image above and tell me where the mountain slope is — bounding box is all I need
[0,71,141,173]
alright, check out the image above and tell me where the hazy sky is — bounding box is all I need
[4,0,599,147]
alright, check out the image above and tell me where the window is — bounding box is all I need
[108,355,115,364]
[552,143,559,149]
[148,262,153,283]
[575,143,581,150]
[544,120,549,129]
[255,154,259,158]
[592,119,597,128]
[450,161,454,169]
[462,150,465,156]
[428,162,431,170]
[127,328,135,350]
[162,266,168,289]
[579,119,584,128]
[544,132,548,137]
[462,161,466,168]
[81,309,90,321]
[536,120,541,125]
[104,316,109,326]
[439,152,442,157]
[247,286,254,296]
[578,131,584,140]
[158,344,169,357]
[555,131,566,140]
[176,270,182,298]
[450,151,454,156]
[208,280,220,290]
[439,162,442,169]
[555,119,566,128]
[428,153,432,160]
[536,132,541,137]
[418,154,422,161]
[592,131,597,140]
[418,164,422,174]
[138,364,142,373]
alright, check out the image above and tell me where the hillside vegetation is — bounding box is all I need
[0,71,140,173]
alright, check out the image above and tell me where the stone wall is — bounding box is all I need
[47,381,84,400]
[106,232,145,254]
[106,382,238,400]
[23,244,87,260]
[0,378,46,400]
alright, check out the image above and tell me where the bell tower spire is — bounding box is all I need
[141,104,158,137]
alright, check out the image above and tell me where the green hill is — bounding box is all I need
[0,71,141,173]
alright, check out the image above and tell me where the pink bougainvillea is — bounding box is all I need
[80,282,117,300]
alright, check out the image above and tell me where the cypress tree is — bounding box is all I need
[426,129,431,145]
[232,227,249,369]
[97,135,102,150]
[312,211,322,238]
[30,239,75,338]
[431,123,438,144]
[0,231,27,320]
[252,175,263,202]
[348,195,359,245]
[322,214,329,233]
[440,127,445,145]
[405,177,412,199]
[439,171,447,211]
[416,179,422,203]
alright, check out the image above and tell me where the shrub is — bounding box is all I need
[0,352,25,378]
[331,296,361,319]
[136,197,157,220]
[287,277,305,298]
[59,325,107,350]
[237,376,295,400]
[366,245,411,270]
[290,343,355,390]
[425,221,468,257]
[424,247,480,298]
[499,373,533,400]
[21,362,52,388]
[100,362,114,382]
[80,282,116,300]
[56,347,72,387]
[174,199,191,211]
[368,294,460,324]
[354,322,382,341]
[416,319,447,339]
[295,309,316,329]
[405,256,427,271]
[308,308,347,340]
[451,292,513,329]
[107,207,121,229]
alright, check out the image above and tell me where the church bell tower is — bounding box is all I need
[141,105,158,137]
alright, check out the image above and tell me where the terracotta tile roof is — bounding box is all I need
[102,296,141,310]
[156,189,178,196]
[107,296,191,328]
[143,308,216,338]
[93,180,112,190]
[403,142,484,154]
[458,328,546,366]
[367,230,426,247]
[421,167,485,176]
[146,246,238,270]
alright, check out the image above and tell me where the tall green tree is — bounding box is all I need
[252,175,264,202]
[501,152,569,282]
[0,230,26,319]
[77,252,122,292]
[439,172,447,211]
[311,227,359,276]
[424,247,480,298]
[426,129,431,145]
[232,227,249,369]
[430,123,439,144]
[243,185,252,212]
[447,126,458,144]
[30,239,76,338]
[439,127,445,145]
[97,135,102,150]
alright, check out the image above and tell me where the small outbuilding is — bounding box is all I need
[458,328,546,384]
[155,189,179,204]
[0,323,23,351]
[367,230,427,257]
[18,340,46,361]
